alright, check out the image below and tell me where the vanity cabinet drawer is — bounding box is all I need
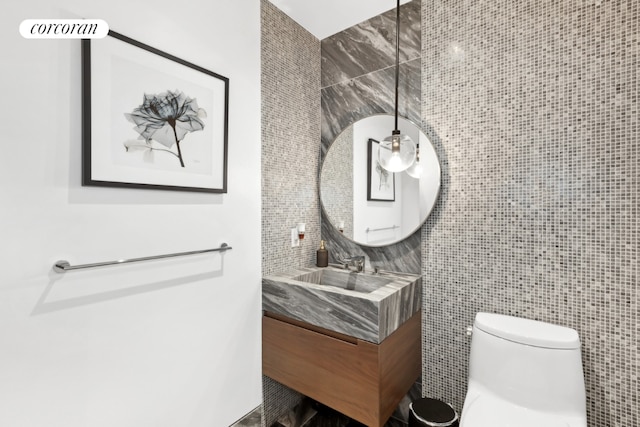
[262,311,420,427]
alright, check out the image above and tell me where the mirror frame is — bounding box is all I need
[319,114,441,248]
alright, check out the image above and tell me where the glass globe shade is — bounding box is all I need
[406,159,423,178]
[378,132,416,173]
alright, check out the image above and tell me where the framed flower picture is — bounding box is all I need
[82,31,229,193]
[367,138,395,201]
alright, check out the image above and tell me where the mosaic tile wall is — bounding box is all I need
[420,1,639,426]
[263,0,637,426]
[320,0,423,274]
[320,126,353,239]
[261,0,321,278]
[261,0,321,425]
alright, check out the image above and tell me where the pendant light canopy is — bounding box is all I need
[378,0,416,173]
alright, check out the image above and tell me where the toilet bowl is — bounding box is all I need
[460,313,587,427]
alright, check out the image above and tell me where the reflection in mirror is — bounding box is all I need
[320,115,440,247]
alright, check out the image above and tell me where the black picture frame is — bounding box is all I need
[82,30,229,193]
[367,138,395,201]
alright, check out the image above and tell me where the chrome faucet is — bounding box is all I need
[338,255,365,273]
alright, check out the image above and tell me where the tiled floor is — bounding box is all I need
[273,379,421,427]
[272,393,417,427]
[272,399,364,427]
[256,380,421,427]
[231,406,262,427]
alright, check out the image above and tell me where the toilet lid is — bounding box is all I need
[462,396,570,427]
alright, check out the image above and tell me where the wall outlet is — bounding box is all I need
[291,228,300,247]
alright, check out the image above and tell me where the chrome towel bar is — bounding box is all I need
[53,243,232,273]
[365,225,398,233]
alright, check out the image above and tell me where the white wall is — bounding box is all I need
[352,116,428,244]
[400,125,421,237]
[0,1,262,426]
[353,117,403,244]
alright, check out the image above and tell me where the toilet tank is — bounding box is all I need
[467,313,586,416]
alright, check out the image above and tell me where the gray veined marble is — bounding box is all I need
[321,216,422,274]
[321,0,421,89]
[319,0,422,281]
[294,269,393,293]
[321,58,421,154]
[230,406,261,427]
[263,266,421,344]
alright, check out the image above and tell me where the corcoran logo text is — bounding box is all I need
[19,19,109,39]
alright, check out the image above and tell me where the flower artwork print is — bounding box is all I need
[375,161,391,191]
[367,138,394,201]
[124,90,207,168]
[83,31,229,193]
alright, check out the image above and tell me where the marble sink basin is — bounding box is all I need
[293,269,393,293]
[263,266,421,344]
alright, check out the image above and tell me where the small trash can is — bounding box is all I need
[408,397,459,427]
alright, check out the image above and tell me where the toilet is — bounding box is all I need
[460,313,587,427]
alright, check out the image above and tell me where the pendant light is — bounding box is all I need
[406,143,423,178]
[378,0,416,173]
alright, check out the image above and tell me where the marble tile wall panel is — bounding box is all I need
[321,216,422,275]
[320,126,353,239]
[320,0,422,275]
[420,1,639,426]
[261,0,321,425]
[321,59,421,157]
[321,0,421,89]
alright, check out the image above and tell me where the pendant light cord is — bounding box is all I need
[394,0,400,132]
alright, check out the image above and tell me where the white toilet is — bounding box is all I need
[460,313,587,427]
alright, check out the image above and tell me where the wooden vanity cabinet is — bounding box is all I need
[262,311,421,427]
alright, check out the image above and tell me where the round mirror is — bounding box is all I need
[320,115,440,247]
